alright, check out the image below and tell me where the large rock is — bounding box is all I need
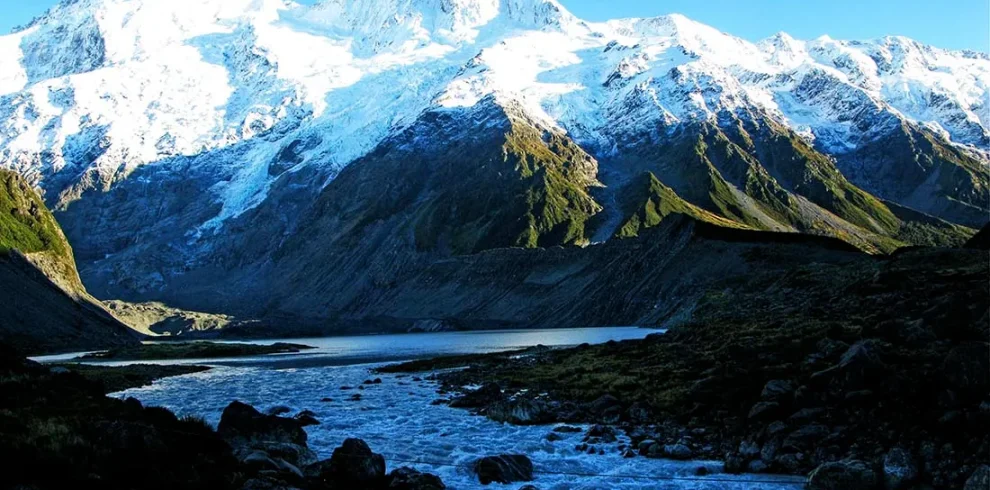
[218,401,316,467]
[319,438,387,486]
[782,424,829,451]
[662,443,693,460]
[838,341,885,388]
[761,380,796,400]
[386,467,446,489]
[293,412,320,427]
[882,448,918,490]
[966,465,990,490]
[808,460,878,490]
[587,394,623,422]
[218,401,308,447]
[473,455,534,485]
[450,382,503,408]
[943,343,990,398]
[486,398,553,425]
[748,401,781,420]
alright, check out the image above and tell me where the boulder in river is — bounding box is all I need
[583,424,617,443]
[219,401,308,447]
[266,405,292,416]
[386,466,446,489]
[662,443,693,460]
[473,454,534,485]
[808,460,878,490]
[308,438,386,487]
[293,410,320,426]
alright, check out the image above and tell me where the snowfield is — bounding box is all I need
[0,0,987,225]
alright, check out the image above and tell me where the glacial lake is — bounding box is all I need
[39,327,807,489]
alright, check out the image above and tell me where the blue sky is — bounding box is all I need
[1,0,987,52]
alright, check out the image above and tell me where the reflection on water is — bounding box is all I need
[31,327,660,367]
[228,327,659,364]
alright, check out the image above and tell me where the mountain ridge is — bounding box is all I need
[0,0,986,323]
[0,169,139,354]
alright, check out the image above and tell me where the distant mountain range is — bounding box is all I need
[0,0,986,329]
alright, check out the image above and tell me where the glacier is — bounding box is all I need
[0,0,986,228]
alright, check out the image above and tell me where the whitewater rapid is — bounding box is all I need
[114,362,806,489]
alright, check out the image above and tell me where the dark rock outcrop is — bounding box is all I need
[964,224,990,249]
[882,448,918,490]
[382,245,989,489]
[807,460,878,490]
[487,398,553,425]
[386,467,446,490]
[450,382,503,408]
[218,401,316,469]
[965,465,990,490]
[472,455,534,485]
[218,401,308,447]
[321,438,387,487]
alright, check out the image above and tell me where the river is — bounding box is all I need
[43,327,807,489]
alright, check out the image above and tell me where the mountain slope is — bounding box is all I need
[0,0,986,321]
[0,170,139,354]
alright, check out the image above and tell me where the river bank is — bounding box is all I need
[381,247,990,489]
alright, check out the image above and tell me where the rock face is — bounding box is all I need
[0,170,140,354]
[102,300,235,336]
[808,460,879,490]
[472,455,535,485]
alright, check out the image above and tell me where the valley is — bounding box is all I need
[0,1,987,489]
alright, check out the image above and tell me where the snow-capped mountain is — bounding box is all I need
[0,0,986,321]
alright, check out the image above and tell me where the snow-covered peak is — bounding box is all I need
[758,32,808,66]
[0,0,986,227]
[292,0,572,49]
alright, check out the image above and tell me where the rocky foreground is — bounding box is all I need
[0,345,550,489]
[382,246,990,490]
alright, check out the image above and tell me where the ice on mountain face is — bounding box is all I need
[0,0,987,232]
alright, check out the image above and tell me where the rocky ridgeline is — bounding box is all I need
[215,400,540,489]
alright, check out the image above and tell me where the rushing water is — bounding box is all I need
[55,327,806,489]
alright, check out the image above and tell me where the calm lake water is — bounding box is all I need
[32,326,660,366]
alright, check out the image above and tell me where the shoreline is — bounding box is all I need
[376,247,989,489]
